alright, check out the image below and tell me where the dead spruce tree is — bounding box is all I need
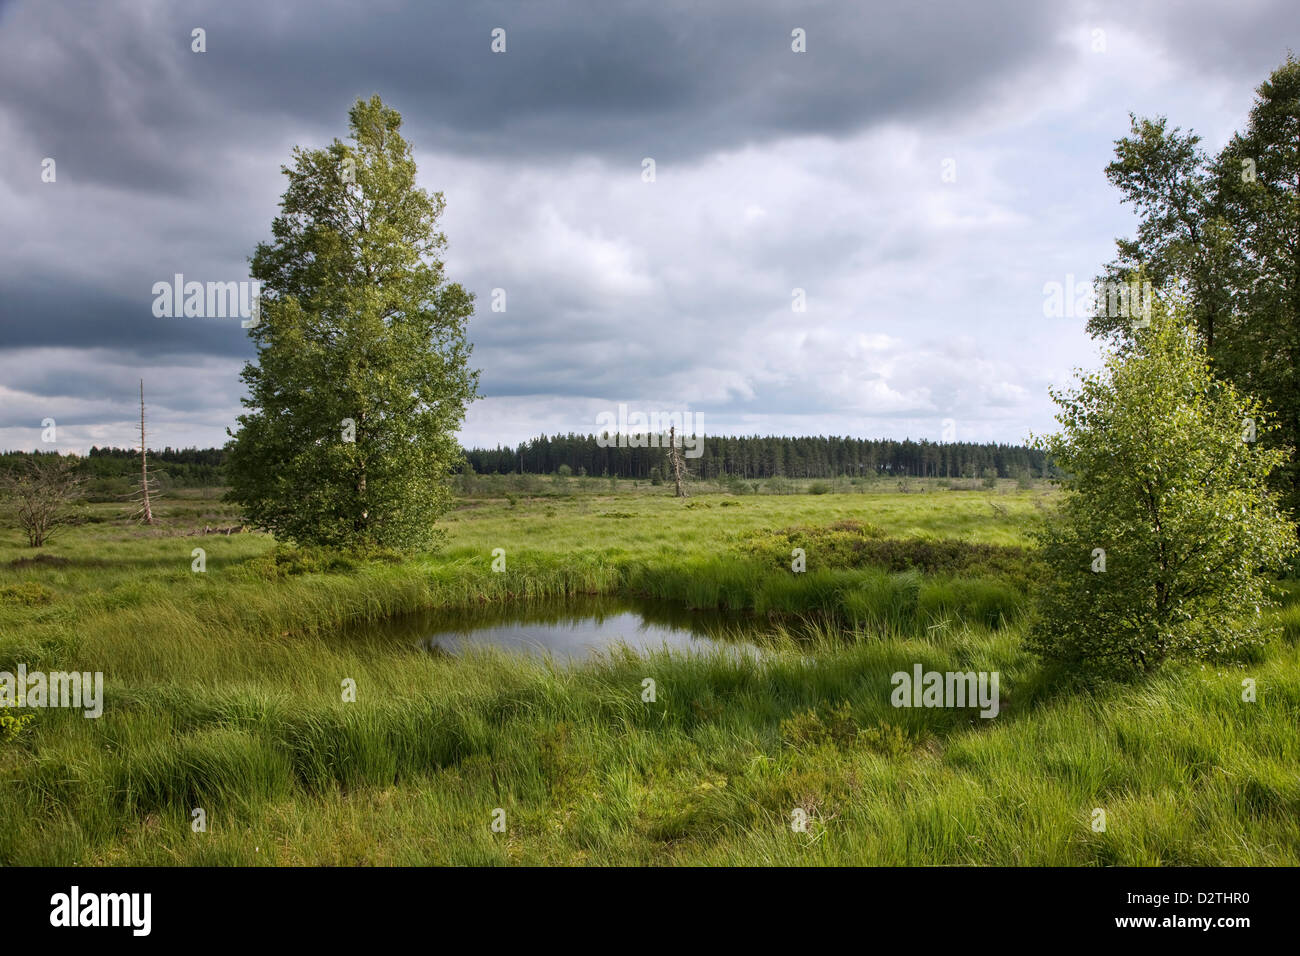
[667,425,689,498]
[129,379,158,524]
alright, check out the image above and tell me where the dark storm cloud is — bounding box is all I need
[0,272,254,357]
[0,0,1065,194]
[0,0,1067,370]
[0,1,213,197]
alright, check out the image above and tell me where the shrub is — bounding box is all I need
[241,542,404,579]
[764,476,794,495]
[737,523,1034,584]
[858,721,912,757]
[780,701,858,750]
[0,455,85,547]
[717,474,752,495]
[0,582,56,607]
[0,708,35,744]
[1030,303,1298,680]
[843,569,922,631]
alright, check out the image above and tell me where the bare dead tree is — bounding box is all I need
[129,379,159,524]
[666,425,689,498]
[0,455,85,547]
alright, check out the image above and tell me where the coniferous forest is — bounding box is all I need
[465,434,1048,480]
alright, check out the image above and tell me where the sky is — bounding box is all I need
[0,0,1296,454]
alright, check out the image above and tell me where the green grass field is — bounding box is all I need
[1,479,1297,865]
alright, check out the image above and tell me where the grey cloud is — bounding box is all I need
[0,273,255,357]
[1,0,1296,452]
[1,0,1070,195]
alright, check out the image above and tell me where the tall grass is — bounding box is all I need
[4,624,1296,865]
[0,487,1296,865]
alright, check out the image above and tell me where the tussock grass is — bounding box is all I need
[0,487,1295,865]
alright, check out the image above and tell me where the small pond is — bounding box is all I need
[350,596,765,661]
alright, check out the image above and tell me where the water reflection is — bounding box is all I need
[354,596,765,661]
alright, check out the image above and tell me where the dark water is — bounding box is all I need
[353,596,763,661]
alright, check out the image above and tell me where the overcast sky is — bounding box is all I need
[1,0,1295,454]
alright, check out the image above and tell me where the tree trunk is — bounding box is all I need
[139,379,154,525]
[668,425,688,498]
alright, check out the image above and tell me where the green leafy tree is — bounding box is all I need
[1089,55,1300,519]
[1031,301,1296,680]
[1211,56,1300,524]
[1087,116,1234,350]
[226,96,479,551]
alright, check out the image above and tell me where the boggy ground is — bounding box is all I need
[1,478,1296,865]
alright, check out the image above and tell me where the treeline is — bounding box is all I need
[86,446,225,467]
[464,434,1049,480]
[1,434,1051,487]
[0,447,225,490]
[82,446,226,487]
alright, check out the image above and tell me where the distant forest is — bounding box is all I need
[464,434,1050,480]
[0,447,225,494]
[1,435,1050,487]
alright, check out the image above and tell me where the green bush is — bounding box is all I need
[843,569,922,631]
[764,476,794,495]
[115,727,293,813]
[781,701,858,750]
[737,523,1033,583]
[0,707,35,743]
[0,582,56,607]
[1031,303,1298,680]
[918,576,1022,630]
[858,721,913,757]
[717,474,752,495]
[241,543,404,579]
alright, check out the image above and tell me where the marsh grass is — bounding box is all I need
[0,487,1296,865]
